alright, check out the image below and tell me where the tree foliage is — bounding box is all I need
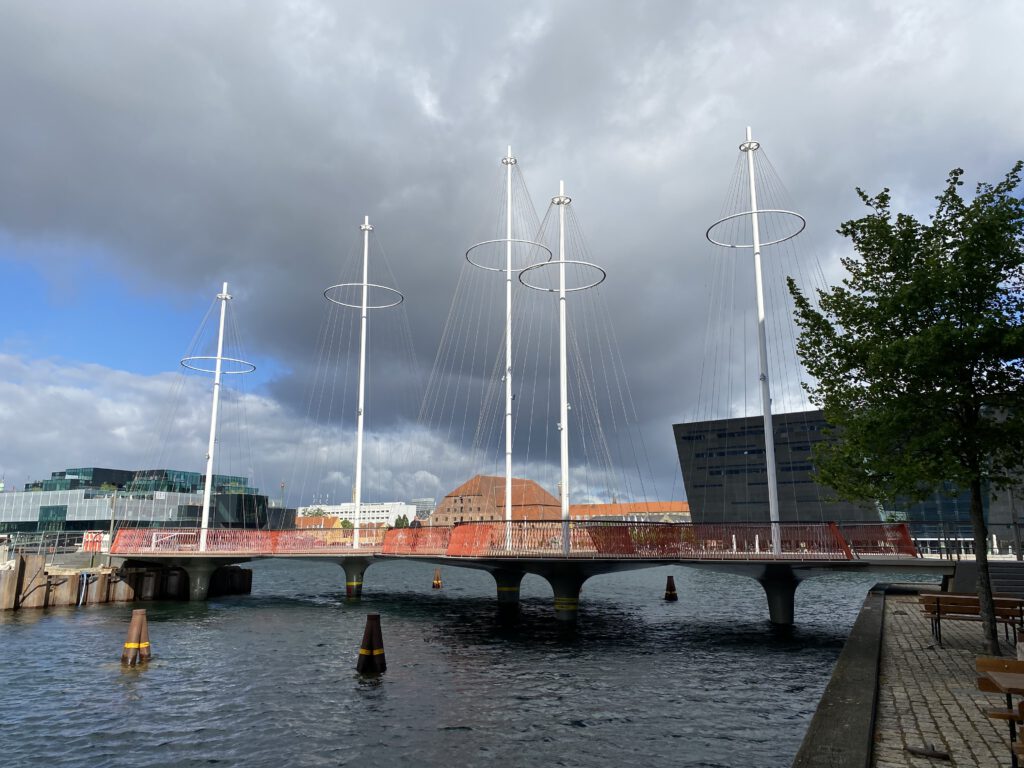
[788,162,1024,652]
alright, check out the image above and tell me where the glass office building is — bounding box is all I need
[0,466,280,533]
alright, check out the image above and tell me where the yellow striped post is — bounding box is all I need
[120,609,143,666]
[138,610,152,662]
[356,613,386,674]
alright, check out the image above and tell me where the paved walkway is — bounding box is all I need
[874,594,1016,767]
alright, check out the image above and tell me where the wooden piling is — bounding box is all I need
[17,556,48,609]
[138,610,152,662]
[356,613,386,674]
[432,568,442,589]
[121,609,143,666]
[0,555,24,610]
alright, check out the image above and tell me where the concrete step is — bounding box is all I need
[951,561,1024,597]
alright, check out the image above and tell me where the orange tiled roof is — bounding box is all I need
[443,475,559,509]
[569,501,689,517]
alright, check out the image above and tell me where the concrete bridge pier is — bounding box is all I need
[340,557,373,600]
[545,572,588,623]
[492,569,525,613]
[180,560,221,602]
[756,565,803,626]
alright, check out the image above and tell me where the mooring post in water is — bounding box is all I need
[121,608,149,666]
[432,568,442,589]
[138,610,152,662]
[664,575,678,602]
[356,613,386,674]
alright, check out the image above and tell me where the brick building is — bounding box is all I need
[428,475,689,525]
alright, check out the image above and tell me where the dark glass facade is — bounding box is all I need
[674,410,879,524]
[675,409,1023,547]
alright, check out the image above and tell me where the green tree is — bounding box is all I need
[788,162,1024,654]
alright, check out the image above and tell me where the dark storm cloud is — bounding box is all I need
[1,0,1022,499]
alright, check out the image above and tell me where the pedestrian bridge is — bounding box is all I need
[113,520,917,560]
[111,521,945,624]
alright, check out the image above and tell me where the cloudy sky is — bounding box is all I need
[1,0,1021,507]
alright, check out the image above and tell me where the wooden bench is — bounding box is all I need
[920,593,1024,645]
[977,657,1024,767]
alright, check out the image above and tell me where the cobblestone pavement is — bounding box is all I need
[874,594,1017,767]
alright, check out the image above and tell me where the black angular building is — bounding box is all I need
[674,409,879,524]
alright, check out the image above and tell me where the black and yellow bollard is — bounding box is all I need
[121,608,151,666]
[664,575,678,602]
[356,613,386,674]
[432,568,442,589]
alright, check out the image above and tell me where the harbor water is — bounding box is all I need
[0,559,931,767]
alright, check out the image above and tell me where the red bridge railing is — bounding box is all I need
[112,522,918,561]
[380,526,452,555]
[436,521,856,560]
[112,527,387,555]
[838,523,919,557]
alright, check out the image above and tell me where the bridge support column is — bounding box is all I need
[182,561,219,602]
[493,569,524,613]
[757,565,801,626]
[546,573,586,623]
[341,557,372,601]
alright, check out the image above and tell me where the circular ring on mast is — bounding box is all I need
[323,283,405,309]
[705,209,806,249]
[465,238,554,273]
[518,259,607,292]
[180,356,256,375]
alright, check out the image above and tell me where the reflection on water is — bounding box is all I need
[0,559,933,767]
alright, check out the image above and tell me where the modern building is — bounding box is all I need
[675,409,1024,548]
[428,475,688,525]
[0,466,289,533]
[295,501,416,528]
[674,410,878,525]
[411,497,437,520]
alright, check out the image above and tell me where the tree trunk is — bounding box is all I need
[970,476,1001,655]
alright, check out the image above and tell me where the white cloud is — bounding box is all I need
[2,0,1022,508]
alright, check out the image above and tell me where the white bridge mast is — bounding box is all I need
[520,182,605,556]
[324,218,403,550]
[465,149,552,549]
[181,282,254,554]
[706,127,807,556]
[503,148,515,534]
[353,216,372,549]
[741,128,782,555]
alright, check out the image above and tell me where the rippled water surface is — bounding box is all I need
[0,560,932,767]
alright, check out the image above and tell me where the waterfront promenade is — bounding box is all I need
[873,593,1013,767]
